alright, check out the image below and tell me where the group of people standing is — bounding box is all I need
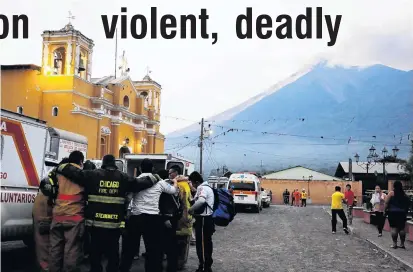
[331,182,410,249]
[282,189,308,207]
[32,151,217,272]
[369,182,411,249]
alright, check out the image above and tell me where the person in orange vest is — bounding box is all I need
[49,151,86,272]
[294,189,301,207]
[33,158,69,272]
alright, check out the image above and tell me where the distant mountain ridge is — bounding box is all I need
[165,63,413,175]
[167,62,317,137]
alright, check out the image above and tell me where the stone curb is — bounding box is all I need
[362,238,413,271]
[322,207,413,271]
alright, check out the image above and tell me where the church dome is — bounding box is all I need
[143,74,152,81]
[60,22,75,32]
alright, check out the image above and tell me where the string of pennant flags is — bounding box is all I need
[163,113,411,125]
[162,115,412,146]
[208,124,411,145]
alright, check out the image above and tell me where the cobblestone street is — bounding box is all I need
[2,206,411,272]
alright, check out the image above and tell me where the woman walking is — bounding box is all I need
[370,185,386,237]
[384,181,411,249]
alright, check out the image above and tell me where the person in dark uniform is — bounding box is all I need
[159,168,181,272]
[56,155,158,272]
[82,160,97,260]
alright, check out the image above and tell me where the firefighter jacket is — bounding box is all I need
[39,170,59,206]
[52,163,85,224]
[33,190,53,234]
[176,180,193,236]
[56,164,158,229]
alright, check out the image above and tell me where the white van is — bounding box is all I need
[229,173,262,213]
[207,176,229,189]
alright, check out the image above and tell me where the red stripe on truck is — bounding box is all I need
[233,190,256,195]
[1,119,40,186]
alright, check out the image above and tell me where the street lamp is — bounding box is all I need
[303,175,313,204]
[392,146,400,157]
[355,145,399,187]
[382,147,388,158]
[354,149,376,174]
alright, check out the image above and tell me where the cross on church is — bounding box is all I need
[67,11,75,24]
[146,66,152,76]
[119,50,130,76]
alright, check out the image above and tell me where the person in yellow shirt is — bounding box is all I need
[301,189,307,207]
[331,186,350,235]
[175,175,193,270]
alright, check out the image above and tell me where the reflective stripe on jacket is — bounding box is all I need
[81,169,130,229]
[55,164,157,229]
[86,192,126,229]
[52,163,85,223]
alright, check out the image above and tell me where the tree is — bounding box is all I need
[402,140,413,186]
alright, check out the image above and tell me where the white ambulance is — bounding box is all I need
[44,127,88,166]
[1,109,48,245]
[1,109,88,244]
[229,173,263,213]
[92,153,195,177]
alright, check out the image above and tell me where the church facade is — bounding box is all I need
[1,22,164,159]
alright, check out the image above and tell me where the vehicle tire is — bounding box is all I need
[255,205,260,213]
[23,236,35,249]
[24,217,35,250]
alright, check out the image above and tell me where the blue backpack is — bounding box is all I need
[203,185,236,227]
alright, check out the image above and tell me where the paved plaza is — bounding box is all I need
[2,206,411,272]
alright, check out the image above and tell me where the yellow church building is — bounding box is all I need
[1,22,165,159]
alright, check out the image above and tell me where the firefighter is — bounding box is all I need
[49,151,86,272]
[33,158,69,272]
[56,154,159,272]
[82,160,97,260]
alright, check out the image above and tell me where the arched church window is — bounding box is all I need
[119,146,131,158]
[148,90,153,106]
[100,137,107,158]
[52,107,59,117]
[53,47,66,75]
[123,95,130,108]
[141,91,149,108]
[78,52,87,79]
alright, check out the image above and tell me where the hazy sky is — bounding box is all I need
[1,0,412,134]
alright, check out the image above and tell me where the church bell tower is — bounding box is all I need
[41,17,95,81]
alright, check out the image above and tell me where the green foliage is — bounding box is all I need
[403,140,413,182]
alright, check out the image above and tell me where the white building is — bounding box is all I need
[262,166,343,181]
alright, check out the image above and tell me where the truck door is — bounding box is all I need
[115,159,125,172]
